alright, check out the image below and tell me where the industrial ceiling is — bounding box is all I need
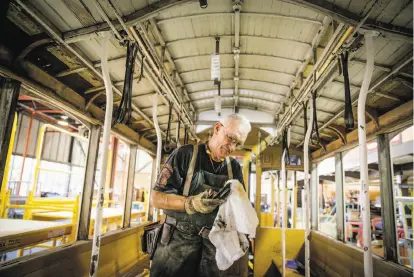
[0,0,412,154]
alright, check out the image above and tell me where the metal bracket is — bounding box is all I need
[365,107,380,129]
[327,124,347,145]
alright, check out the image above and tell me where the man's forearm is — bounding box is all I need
[151,190,187,211]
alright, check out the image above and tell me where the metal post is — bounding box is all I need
[281,127,290,277]
[335,152,345,242]
[303,98,314,277]
[243,156,250,195]
[277,171,280,227]
[0,77,19,191]
[0,113,17,218]
[311,163,318,230]
[123,144,138,228]
[78,125,100,240]
[17,113,34,195]
[357,32,375,277]
[281,154,287,277]
[255,131,262,225]
[89,34,113,277]
[271,173,276,216]
[293,171,297,229]
[377,133,397,262]
[147,158,157,222]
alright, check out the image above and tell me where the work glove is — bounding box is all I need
[184,189,225,215]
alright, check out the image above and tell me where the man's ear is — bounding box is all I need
[213,123,221,134]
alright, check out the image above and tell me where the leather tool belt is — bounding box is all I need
[165,215,211,239]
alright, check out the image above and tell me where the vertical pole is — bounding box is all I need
[90,34,114,277]
[357,33,375,277]
[109,137,118,203]
[281,153,287,277]
[293,171,297,229]
[255,131,262,226]
[243,156,249,195]
[0,112,17,218]
[311,163,318,230]
[281,127,290,277]
[303,97,314,277]
[0,78,19,192]
[147,158,157,222]
[377,133,397,262]
[271,173,275,216]
[276,171,280,227]
[17,113,34,195]
[78,125,100,240]
[32,125,47,195]
[123,145,138,228]
[335,152,345,242]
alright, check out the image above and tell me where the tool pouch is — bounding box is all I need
[141,222,162,259]
[160,222,175,246]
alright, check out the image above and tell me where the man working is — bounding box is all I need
[150,114,251,277]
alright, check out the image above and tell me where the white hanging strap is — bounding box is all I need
[226,157,233,179]
[183,143,199,196]
[303,98,314,277]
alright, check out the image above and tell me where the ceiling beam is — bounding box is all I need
[197,105,278,116]
[332,80,401,102]
[148,18,196,115]
[185,79,290,95]
[289,0,413,43]
[166,35,312,49]
[157,12,323,26]
[180,67,296,79]
[173,53,304,64]
[62,0,196,43]
[187,89,285,101]
[195,120,276,128]
[188,96,282,105]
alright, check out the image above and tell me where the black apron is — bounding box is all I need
[150,144,248,277]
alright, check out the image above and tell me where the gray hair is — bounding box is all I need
[220,114,251,137]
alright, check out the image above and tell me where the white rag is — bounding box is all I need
[208,180,259,270]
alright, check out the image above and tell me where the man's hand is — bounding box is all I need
[185,189,224,214]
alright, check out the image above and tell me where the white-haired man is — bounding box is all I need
[150,114,251,277]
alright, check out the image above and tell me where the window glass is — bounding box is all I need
[296,171,305,229]
[343,140,383,257]
[131,149,153,225]
[91,137,129,236]
[390,126,413,269]
[317,157,336,238]
[2,116,88,261]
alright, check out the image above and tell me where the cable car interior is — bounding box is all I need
[0,0,412,276]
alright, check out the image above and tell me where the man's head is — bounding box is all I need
[208,114,251,160]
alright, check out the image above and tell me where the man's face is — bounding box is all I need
[212,122,246,159]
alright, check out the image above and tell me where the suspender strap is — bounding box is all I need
[226,157,233,179]
[183,144,199,196]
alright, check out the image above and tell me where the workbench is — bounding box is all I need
[0,219,72,254]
